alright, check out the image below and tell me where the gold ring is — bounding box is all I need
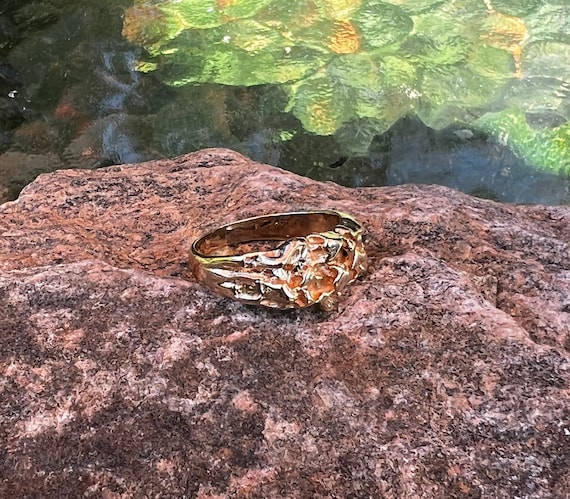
[189,210,367,310]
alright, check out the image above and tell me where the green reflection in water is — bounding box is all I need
[123,0,570,175]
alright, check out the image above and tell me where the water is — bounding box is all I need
[0,0,569,204]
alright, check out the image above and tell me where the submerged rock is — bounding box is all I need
[0,149,568,497]
[62,113,155,170]
[0,150,65,202]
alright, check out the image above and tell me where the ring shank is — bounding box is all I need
[193,211,349,257]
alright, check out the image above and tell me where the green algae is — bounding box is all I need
[123,0,570,170]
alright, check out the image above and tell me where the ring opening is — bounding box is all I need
[194,211,341,257]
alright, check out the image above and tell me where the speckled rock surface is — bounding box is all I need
[1,148,569,498]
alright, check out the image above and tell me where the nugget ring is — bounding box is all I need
[189,210,367,310]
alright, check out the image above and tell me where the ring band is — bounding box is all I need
[189,210,367,310]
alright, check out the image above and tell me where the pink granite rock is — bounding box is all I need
[1,149,569,497]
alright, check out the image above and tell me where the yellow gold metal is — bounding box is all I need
[189,210,367,310]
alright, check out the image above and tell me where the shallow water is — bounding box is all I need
[0,0,568,204]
